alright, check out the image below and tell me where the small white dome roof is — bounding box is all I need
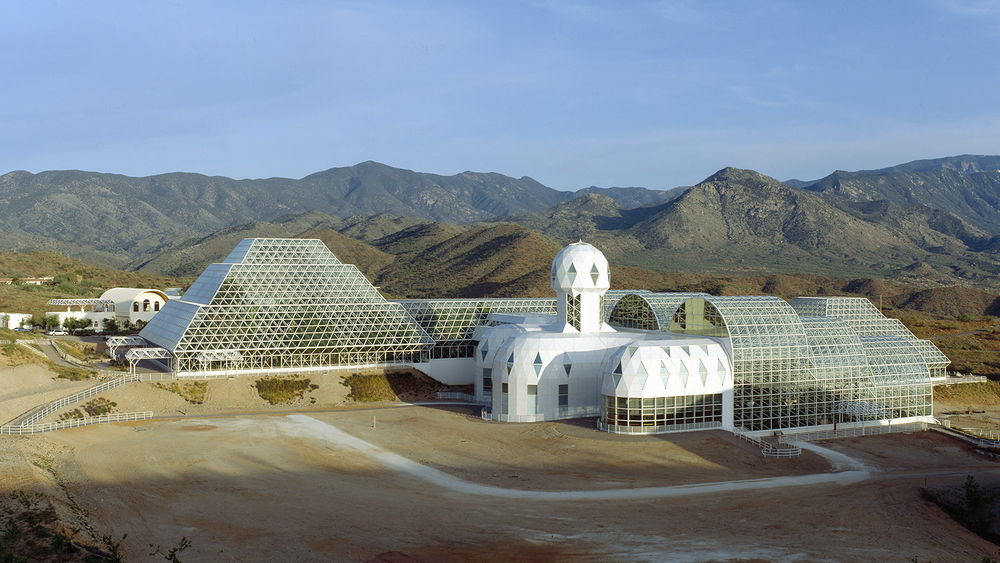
[550,241,610,293]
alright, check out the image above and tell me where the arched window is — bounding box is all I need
[154,301,160,311]
[133,302,139,312]
[142,299,151,312]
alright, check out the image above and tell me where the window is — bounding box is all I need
[501,383,509,414]
[558,384,569,416]
[142,299,151,312]
[600,393,723,429]
[482,368,493,393]
[154,301,160,311]
[527,384,538,414]
[132,302,139,312]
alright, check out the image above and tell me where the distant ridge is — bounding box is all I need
[0,162,673,267]
[798,155,1000,234]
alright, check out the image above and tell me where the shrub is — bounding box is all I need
[254,377,317,404]
[82,397,117,416]
[153,381,207,404]
[343,372,398,402]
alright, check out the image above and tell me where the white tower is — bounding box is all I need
[550,242,610,333]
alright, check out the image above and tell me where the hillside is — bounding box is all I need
[800,155,1000,234]
[0,251,186,313]
[505,167,1000,287]
[374,223,563,298]
[0,163,676,269]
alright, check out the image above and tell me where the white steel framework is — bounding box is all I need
[140,238,434,376]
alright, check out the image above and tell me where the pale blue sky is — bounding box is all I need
[2,1,999,190]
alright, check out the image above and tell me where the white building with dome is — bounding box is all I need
[472,241,735,432]
[132,237,945,437]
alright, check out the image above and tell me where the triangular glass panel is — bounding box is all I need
[590,263,600,284]
[480,340,489,362]
[533,352,543,376]
[613,362,622,375]
[611,373,622,387]
[563,362,572,376]
[699,361,709,384]
[678,363,689,387]
[635,374,648,390]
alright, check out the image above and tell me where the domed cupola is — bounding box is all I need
[550,242,610,333]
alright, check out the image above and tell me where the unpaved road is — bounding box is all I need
[3,407,993,562]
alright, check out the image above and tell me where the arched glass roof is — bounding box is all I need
[607,292,708,331]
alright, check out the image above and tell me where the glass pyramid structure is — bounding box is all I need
[140,238,434,376]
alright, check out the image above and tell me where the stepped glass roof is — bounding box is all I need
[141,238,434,375]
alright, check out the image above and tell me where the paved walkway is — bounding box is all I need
[274,414,872,501]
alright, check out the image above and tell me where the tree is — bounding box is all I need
[44,314,61,330]
[63,317,91,332]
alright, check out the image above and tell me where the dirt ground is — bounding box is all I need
[3,367,1000,561]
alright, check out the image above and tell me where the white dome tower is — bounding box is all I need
[550,241,610,333]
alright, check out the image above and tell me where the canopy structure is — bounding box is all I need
[47,298,115,311]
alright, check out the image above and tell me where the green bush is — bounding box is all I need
[254,377,317,405]
[342,372,397,402]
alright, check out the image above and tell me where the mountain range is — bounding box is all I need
[0,162,675,268]
[3,155,1000,293]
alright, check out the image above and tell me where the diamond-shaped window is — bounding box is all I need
[507,352,514,375]
[567,264,577,284]
[590,263,600,284]
[533,352,543,376]
[480,340,489,362]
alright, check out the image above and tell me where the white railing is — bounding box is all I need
[49,339,67,360]
[16,341,49,360]
[784,422,929,442]
[435,392,489,404]
[5,374,139,428]
[733,427,802,458]
[488,406,601,423]
[597,420,723,435]
[0,411,153,435]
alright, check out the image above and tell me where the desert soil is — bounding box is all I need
[2,363,999,561]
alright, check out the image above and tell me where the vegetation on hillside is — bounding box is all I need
[342,369,444,402]
[934,381,1000,406]
[0,251,187,313]
[254,377,318,404]
[154,381,209,404]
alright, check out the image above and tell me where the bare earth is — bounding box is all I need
[2,362,999,562]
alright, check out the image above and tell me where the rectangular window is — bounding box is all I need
[482,368,492,392]
[527,384,538,414]
[501,383,508,415]
[558,384,569,416]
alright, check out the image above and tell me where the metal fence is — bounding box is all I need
[733,428,803,458]
[782,422,929,442]
[49,339,67,360]
[0,411,153,435]
[4,374,139,429]
[597,420,723,435]
[487,406,601,423]
[435,392,489,405]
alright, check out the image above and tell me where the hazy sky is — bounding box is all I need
[2,1,999,190]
